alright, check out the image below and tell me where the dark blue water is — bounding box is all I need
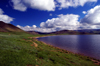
[38,35,100,60]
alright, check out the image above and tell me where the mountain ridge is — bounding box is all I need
[0,21,24,32]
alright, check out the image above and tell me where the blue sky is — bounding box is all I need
[0,0,100,32]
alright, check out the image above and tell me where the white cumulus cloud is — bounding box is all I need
[17,25,37,31]
[16,4,100,32]
[17,14,81,32]
[11,0,98,11]
[79,23,99,29]
[57,0,97,9]
[40,14,80,30]
[11,0,56,11]
[17,25,58,33]
[11,0,27,11]
[82,11,87,14]
[32,25,37,28]
[17,11,100,32]
[81,5,100,24]
[0,8,13,23]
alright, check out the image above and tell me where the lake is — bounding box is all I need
[38,35,100,60]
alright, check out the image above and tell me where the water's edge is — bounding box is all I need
[36,35,100,61]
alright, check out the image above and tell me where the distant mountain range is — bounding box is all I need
[1,21,100,34]
[49,30,88,35]
[75,29,100,34]
[0,21,24,32]
[28,30,89,35]
[28,29,100,35]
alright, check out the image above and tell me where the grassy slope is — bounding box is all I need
[0,32,99,66]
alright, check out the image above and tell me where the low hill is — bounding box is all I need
[0,21,24,32]
[50,30,89,35]
[28,29,100,35]
[28,31,39,35]
[28,30,89,35]
[75,29,100,34]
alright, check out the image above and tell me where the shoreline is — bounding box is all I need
[39,40,100,65]
[35,34,100,38]
[34,35,57,39]
[33,35,100,65]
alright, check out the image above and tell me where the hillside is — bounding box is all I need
[0,21,24,32]
[0,32,99,66]
[0,22,100,65]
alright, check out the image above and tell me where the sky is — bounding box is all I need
[0,0,100,33]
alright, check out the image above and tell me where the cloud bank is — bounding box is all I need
[11,0,55,11]
[57,0,97,9]
[17,5,100,32]
[17,14,81,32]
[80,5,100,29]
[11,0,97,11]
[17,25,57,32]
[81,5,100,25]
[0,8,13,23]
[40,14,80,30]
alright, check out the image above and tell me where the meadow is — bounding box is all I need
[0,32,99,66]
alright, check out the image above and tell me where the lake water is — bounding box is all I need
[38,35,100,60]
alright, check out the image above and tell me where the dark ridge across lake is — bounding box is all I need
[37,35,100,60]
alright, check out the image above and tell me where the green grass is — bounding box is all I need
[0,32,99,66]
